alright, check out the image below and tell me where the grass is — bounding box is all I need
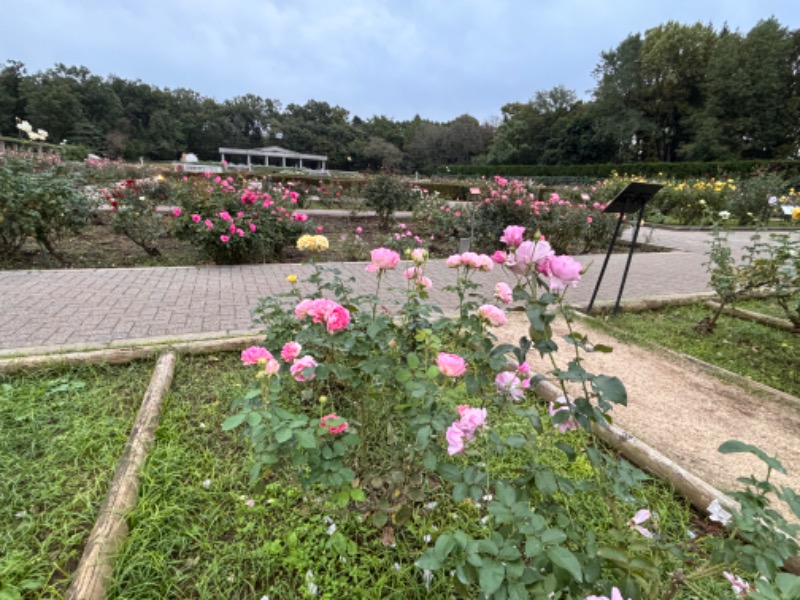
[594,301,800,398]
[735,297,795,321]
[0,360,155,599]
[106,353,738,599]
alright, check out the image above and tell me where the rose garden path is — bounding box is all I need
[1,227,797,353]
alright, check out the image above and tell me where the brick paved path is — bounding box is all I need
[1,227,796,352]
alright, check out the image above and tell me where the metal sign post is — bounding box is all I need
[586,182,663,315]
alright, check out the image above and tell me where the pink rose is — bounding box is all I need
[490,250,507,265]
[356,226,363,234]
[294,299,314,319]
[326,304,351,333]
[365,247,400,272]
[410,247,427,264]
[204,219,214,229]
[499,225,525,248]
[446,424,465,455]
[445,254,462,268]
[506,239,554,276]
[478,304,507,327]
[264,357,280,376]
[544,255,583,291]
[320,413,349,435]
[416,276,432,290]
[495,282,513,305]
[241,346,273,365]
[456,405,487,437]
[281,341,302,362]
[495,371,525,402]
[220,235,230,243]
[249,223,257,232]
[172,208,182,217]
[437,352,466,377]
[219,211,232,222]
[290,355,318,382]
[191,213,201,222]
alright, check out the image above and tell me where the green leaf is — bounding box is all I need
[246,411,263,427]
[718,440,786,474]
[478,559,505,596]
[415,425,432,450]
[274,428,292,443]
[423,450,438,471]
[434,533,456,560]
[453,482,469,502]
[221,412,247,431]
[593,344,614,353]
[776,573,800,597]
[540,528,567,545]
[407,353,420,369]
[426,365,440,379]
[396,369,412,383]
[505,434,527,448]
[535,470,558,496]
[415,549,441,571]
[593,375,627,406]
[547,546,582,582]
[294,430,316,449]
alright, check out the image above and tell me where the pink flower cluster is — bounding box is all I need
[403,248,432,291]
[295,298,351,333]
[445,252,493,271]
[320,413,349,435]
[446,405,488,455]
[497,225,583,292]
[365,247,401,272]
[436,352,466,377]
[240,346,280,375]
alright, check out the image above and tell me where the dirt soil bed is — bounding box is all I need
[497,312,800,519]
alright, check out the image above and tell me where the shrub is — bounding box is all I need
[730,171,787,225]
[172,174,309,264]
[106,178,171,256]
[0,158,92,262]
[363,172,417,231]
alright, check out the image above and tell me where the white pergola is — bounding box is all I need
[219,146,328,171]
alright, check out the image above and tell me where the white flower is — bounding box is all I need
[202,479,211,489]
[305,570,318,597]
[16,119,32,133]
[422,570,433,590]
[326,523,337,536]
[723,571,751,596]
[424,501,437,510]
[718,210,731,220]
[393,562,401,571]
[707,499,732,525]
[422,534,431,543]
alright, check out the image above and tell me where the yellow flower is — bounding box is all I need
[792,206,800,221]
[286,274,298,283]
[296,234,329,252]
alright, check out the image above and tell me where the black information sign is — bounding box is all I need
[586,182,663,315]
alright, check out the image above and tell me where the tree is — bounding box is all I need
[0,60,27,137]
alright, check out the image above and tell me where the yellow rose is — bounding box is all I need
[792,206,800,222]
[287,274,298,283]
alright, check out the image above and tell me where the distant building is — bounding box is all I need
[219,146,328,172]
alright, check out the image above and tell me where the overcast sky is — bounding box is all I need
[3,1,798,123]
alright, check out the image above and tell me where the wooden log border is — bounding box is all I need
[66,352,176,600]
[705,300,798,333]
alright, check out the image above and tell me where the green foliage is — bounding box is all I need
[107,178,171,256]
[0,157,93,261]
[363,172,418,230]
[731,171,787,225]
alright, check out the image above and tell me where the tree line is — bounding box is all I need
[1,18,797,171]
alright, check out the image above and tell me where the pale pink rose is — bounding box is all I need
[437,352,466,377]
[548,396,578,432]
[191,213,201,222]
[403,266,419,280]
[241,346,273,365]
[264,357,280,376]
[445,254,462,268]
[507,239,554,276]
[236,228,245,237]
[294,299,314,319]
[356,226,363,234]
[290,355,317,382]
[366,247,400,272]
[499,225,525,248]
[410,247,427,264]
[495,371,525,401]
[723,572,751,597]
[460,252,481,269]
[281,341,302,362]
[456,405,487,437]
[320,413,349,435]
[490,250,507,265]
[416,276,432,290]
[326,304,351,333]
[478,304,507,327]
[476,254,494,271]
[445,424,465,455]
[495,282,513,304]
[544,255,583,291]
[172,208,182,217]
